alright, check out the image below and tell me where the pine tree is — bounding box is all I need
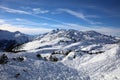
[0,54,8,64]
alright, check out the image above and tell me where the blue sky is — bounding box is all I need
[0,0,120,36]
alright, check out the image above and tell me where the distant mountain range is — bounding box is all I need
[0,30,29,51]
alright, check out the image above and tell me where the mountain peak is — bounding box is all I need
[14,31,21,34]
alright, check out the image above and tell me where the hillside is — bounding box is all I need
[0,29,120,80]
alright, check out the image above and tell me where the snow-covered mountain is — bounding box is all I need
[14,29,118,51]
[0,30,29,51]
[0,29,120,80]
[0,30,28,43]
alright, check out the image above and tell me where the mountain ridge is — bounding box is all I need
[0,30,29,51]
[14,29,118,51]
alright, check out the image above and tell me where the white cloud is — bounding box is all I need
[32,8,49,14]
[0,24,52,35]
[0,19,5,24]
[57,8,101,24]
[0,6,67,25]
[93,27,120,36]
[15,18,50,27]
[58,8,86,20]
[0,6,30,14]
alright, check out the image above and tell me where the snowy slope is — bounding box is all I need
[62,43,120,80]
[0,42,120,80]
